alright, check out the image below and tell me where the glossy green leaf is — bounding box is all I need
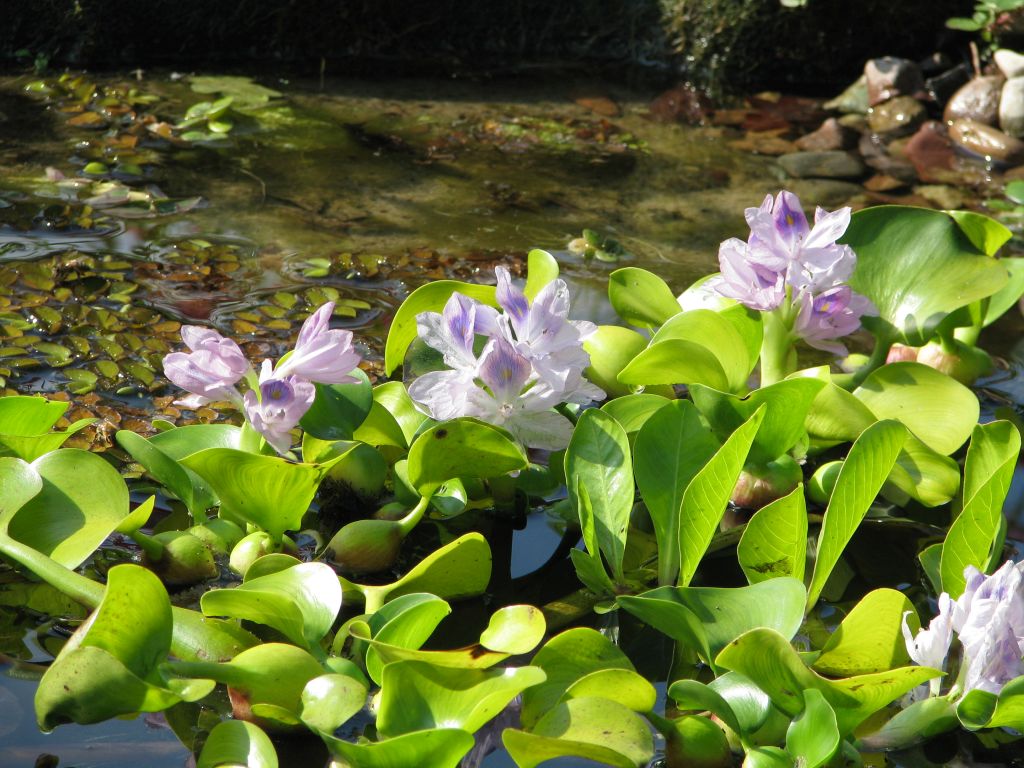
[737,485,807,585]
[363,593,451,684]
[799,368,876,446]
[985,675,1024,730]
[856,697,957,751]
[377,661,544,737]
[853,362,978,455]
[504,697,654,768]
[353,381,428,449]
[957,688,998,730]
[116,430,215,518]
[584,325,652,398]
[844,206,1010,344]
[9,449,129,568]
[299,369,373,440]
[0,457,42,529]
[708,672,776,735]
[148,423,241,458]
[678,406,765,586]
[0,395,67,434]
[652,309,754,392]
[407,419,527,495]
[565,408,633,581]
[885,432,960,507]
[744,747,794,768]
[385,281,497,375]
[600,393,671,436]
[197,720,278,768]
[521,628,635,730]
[719,303,764,372]
[618,338,729,390]
[523,248,559,300]
[941,421,1020,598]
[618,578,806,670]
[634,399,719,585]
[919,542,943,596]
[812,589,918,676]
[561,668,656,712]
[807,420,906,607]
[980,257,1024,326]
[0,416,94,461]
[201,562,342,650]
[667,679,741,735]
[182,448,323,538]
[715,628,940,734]
[479,604,547,654]
[608,267,682,328]
[299,674,367,734]
[946,210,1013,256]
[786,689,839,768]
[321,728,474,768]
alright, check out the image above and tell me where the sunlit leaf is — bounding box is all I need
[737,485,807,585]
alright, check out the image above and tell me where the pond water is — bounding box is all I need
[1,71,1023,767]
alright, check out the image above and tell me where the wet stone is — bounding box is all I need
[944,76,1004,125]
[863,174,908,192]
[903,121,957,183]
[777,150,866,179]
[795,117,856,152]
[824,75,868,115]
[913,184,966,209]
[865,57,926,106]
[858,132,919,181]
[996,49,1024,79]
[574,96,620,117]
[1000,76,1024,138]
[926,63,972,106]
[868,96,927,137]
[949,118,1024,163]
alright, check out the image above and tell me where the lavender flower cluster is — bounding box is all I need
[904,561,1024,698]
[711,191,876,355]
[408,267,604,450]
[163,303,361,453]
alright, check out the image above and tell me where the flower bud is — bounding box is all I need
[325,519,404,574]
[730,456,802,510]
[664,715,732,768]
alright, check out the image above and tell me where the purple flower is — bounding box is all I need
[713,237,787,312]
[273,302,362,385]
[792,286,877,356]
[416,292,498,373]
[163,326,249,407]
[243,360,317,454]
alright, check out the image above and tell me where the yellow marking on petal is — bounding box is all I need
[786,214,794,227]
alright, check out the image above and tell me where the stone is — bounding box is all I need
[1000,76,1024,137]
[864,174,908,192]
[825,75,868,114]
[858,132,919,181]
[926,63,972,106]
[795,117,855,151]
[574,96,620,117]
[949,118,1024,163]
[649,83,711,124]
[837,113,869,131]
[995,49,1024,79]
[943,76,1004,125]
[918,52,953,75]
[913,184,966,209]
[868,96,927,137]
[711,108,749,126]
[903,121,957,182]
[728,131,796,155]
[865,57,926,106]
[778,151,866,179]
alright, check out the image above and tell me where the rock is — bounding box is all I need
[918,52,953,75]
[574,96,620,117]
[795,117,855,151]
[903,121,957,182]
[943,76,1004,125]
[649,83,711,124]
[837,113,869,131]
[825,75,868,114]
[865,57,925,106]
[926,63,972,106]
[1001,76,1024,137]
[858,132,919,181]
[913,184,966,209]
[711,108,748,126]
[778,151,866,179]
[864,174,908,192]
[868,96,927,137]
[728,130,796,155]
[949,118,1024,163]
[995,49,1024,79]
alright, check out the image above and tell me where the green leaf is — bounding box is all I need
[715,628,941,735]
[504,697,654,768]
[737,485,807,585]
[617,339,730,390]
[982,257,1024,326]
[812,589,918,676]
[678,406,766,586]
[182,449,324,538]
[744,747,794,768]
[377,661,545,737]
[385,281,497,375]
[407,419,527,496]
[857,697,957,750]
[565,409,633,581]
[919,543,943,595]
[844,206,1011,345]
[786,689,839,768]
[0,395,67,434]
[957,688,998,730]
[601,393,671,436]
[652,309,755,392]
[201,562,342,651]
[719,303,764,372]
[299,673,367,734]
[634,400,719,585]
[853,362,978,455]
[116,430,215,518]
[9,449,129,568]
[691,378,825,463]
[618,578,806,670]
[0,457,42,530]
[320,729,474,768]
[799,368,876,446]
[353,381,428,449]
[197,720,278,768]
[363,593,451,685]
[668,679,741,735]
[148,423,241,458]
[608,267,682,328]
[885,432,960,508]
[520,628,635,730]
[807,420,906,607]
[299,369,373,440]
[523,248,559,300]
[560,668,656,712]
[940,421,1020,597]
[946,210,1013,256]
[986,675,1024,730]
[584,325,652,398]
[709,672,776,735]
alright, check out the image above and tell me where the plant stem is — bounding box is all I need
[396,494,432,537]
[0,535,104,607]
[849,331,894,388]
[759,310,796,386]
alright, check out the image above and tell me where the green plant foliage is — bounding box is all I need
[608,267,682,328]
[197,720,278,768]
[583,325,652,398]
[785,689,839,768]
[299,369,374,440]
[321,728,475,768]
[0,395,93,461]
[407,418,527,495]
[299,673,368,735]
[523,248,559,300]
[600,392,670,437]
[811,589,918,676]
[737,485,807,584]
[353,382,428,449]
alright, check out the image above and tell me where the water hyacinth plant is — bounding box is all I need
[6,195,1024,767]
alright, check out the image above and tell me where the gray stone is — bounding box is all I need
[868,96,927,137]
[778,151,866,179]
[995,49,1024,79]
[943,76,1004,125]
[825,75,868,115]
[949,118,1024,163]
[1000,76,1024,138]
[865,57,925,106]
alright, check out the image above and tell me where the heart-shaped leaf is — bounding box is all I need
[299,369,373,440]
[407,419,527,496]
[299,673,367,734]
[353,381,428,449]
[0,457,42,529]
[652,309,755,392]
[320,728,474,768]
[812,589,918,676]
[197,720,278,768]
[785,689,839,768]
[523,248,559,300]
[608,267,682,328]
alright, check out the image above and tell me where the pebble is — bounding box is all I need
[903,121,957,182]
[574,96,620,117]
[824,75,868,114]
[926,63,972,106]
[858,132,918,181]
[913,184,966,209]
[778,151,866,179]
[864,174,908,192]
[943,76,1004,125]
[865,57,925,106]
[1000,76,1024,137]
[949,118,1024,163]
[868,96,926,136]
[728,131,796,156]
[995,49,1024,79]
[795,117,855,151]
